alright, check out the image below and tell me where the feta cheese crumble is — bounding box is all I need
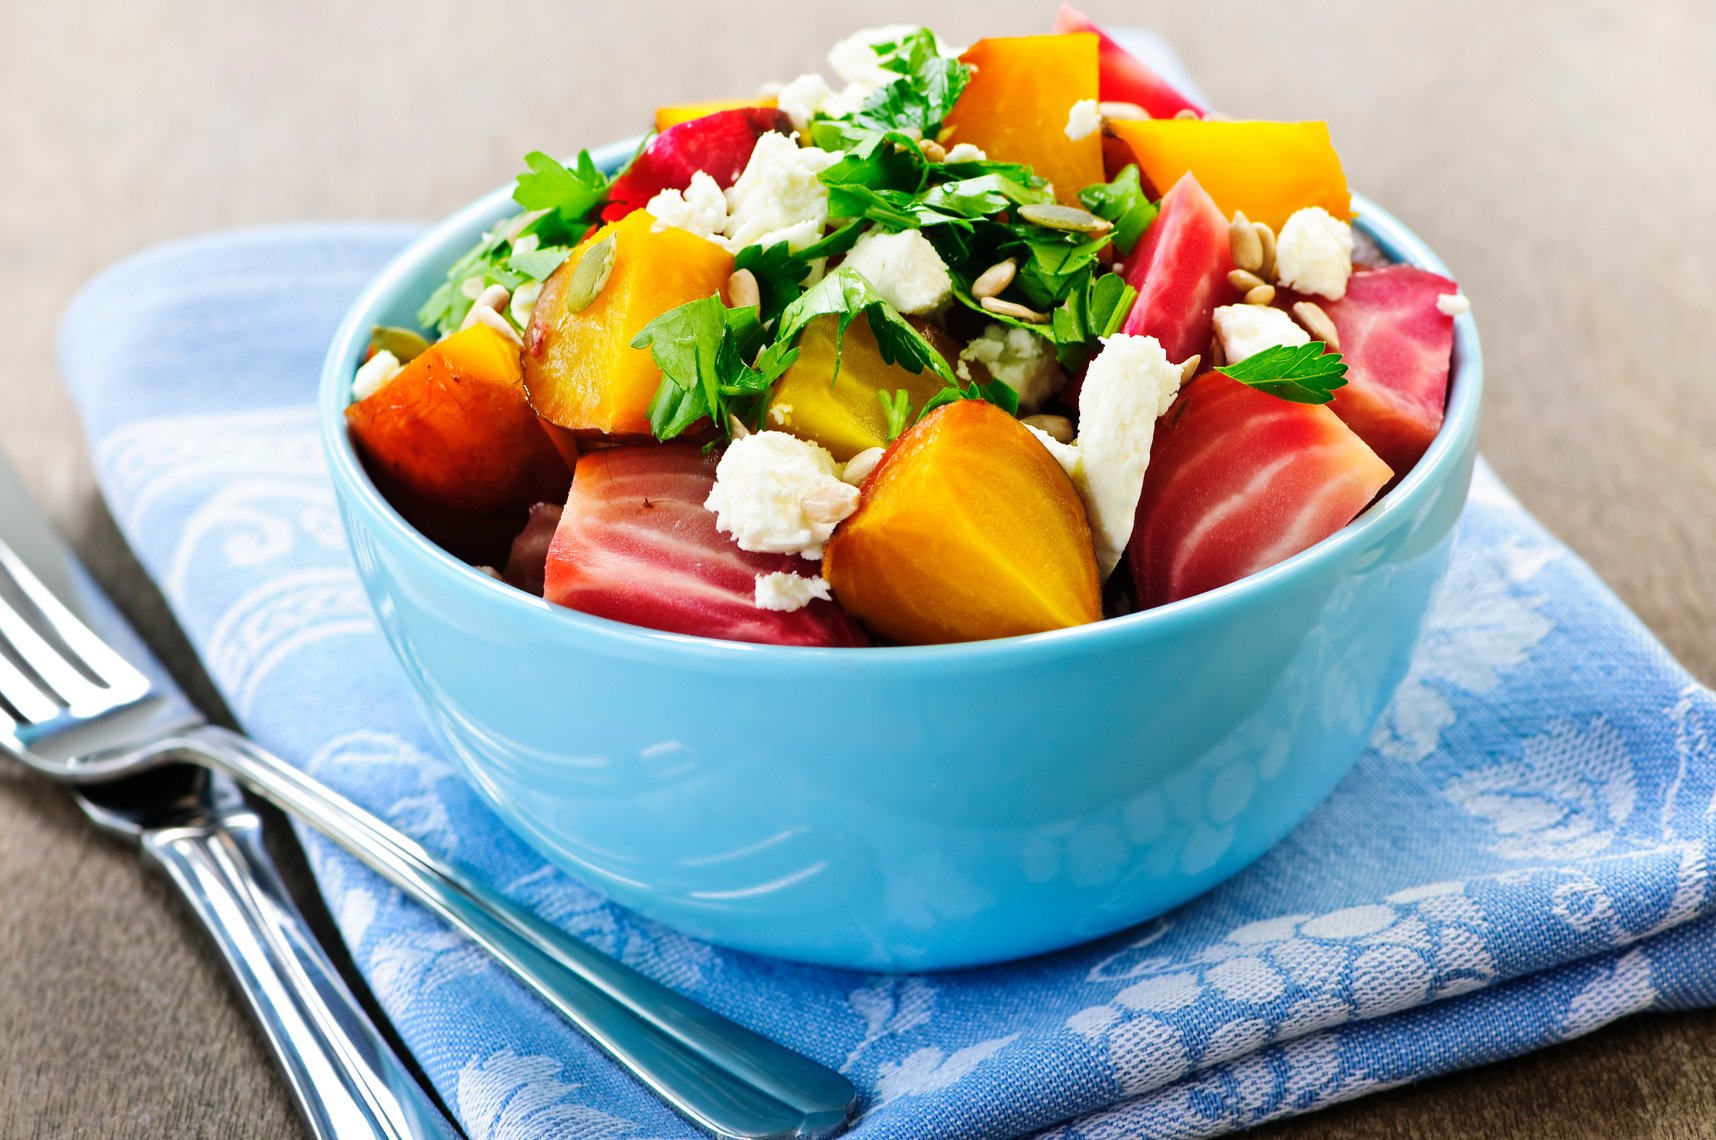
[1065,99,1102,141]
[754,571,834,612]
[352,350,403,401]
[1025,424,1083,481]
[1073,334,1185,577]
[647,170,729,244]
[959,323,1065,411]
[704,431,858,560]
[777,73,841,131]
[1213,304,1310,364]
[722,132,840,253]
[1273,206,1354,300]
[1437,292,1471,316]
[841,229,954,316]
[943,142,988,162]
[774,27,963,135]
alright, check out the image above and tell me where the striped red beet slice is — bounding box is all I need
[1129,374,1393,608]
[544,444,866,647]
[1317,265,1458,477]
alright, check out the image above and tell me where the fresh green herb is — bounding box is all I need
[878,388,912,441]
[847,29,972,139]
[1215,342,1350,404]
[916,378,1021,422]
[734,242,811,326]
[1079,165,1158,256]
[920,172,1055,218]
[758,267,957,384]
[512,150,611,241]
[1050,272,1138,368]
[418,149,613,336]
[634,296,794,441]
[508,245,574,280]
[795,220,866,261]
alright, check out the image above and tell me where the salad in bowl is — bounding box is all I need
[343,11,1467,650]
[324,10,1478,968]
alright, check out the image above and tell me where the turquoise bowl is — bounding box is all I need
[320,140,1482,971]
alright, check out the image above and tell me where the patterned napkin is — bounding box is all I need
[56,51,1716,1140]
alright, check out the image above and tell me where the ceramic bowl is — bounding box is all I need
[320,140,1481,970]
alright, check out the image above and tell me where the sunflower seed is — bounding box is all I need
[971,259,1018,299]
[842,446,886,486]
[1017,203,1113,235]
[980,296,1051,324]
[1178,354,1202,384]
[917,138,947,162]
[465,304,522,346]
[728,413,751,440]
[801,483,860,525]
[727,267,760,310]
[1244,284,1276,306]
[1227,268,1265,293]
[564,232,617,314]
[1098,101,1149,121]
[1254,221,1277,281]
[1174,108,1201,120]
[1021,414,1076,443]
[474,283,512,313]
[1210,337,1226,370]
[1291,301,1340,349]
[1229,211,1263,273]
[369,326,430,364]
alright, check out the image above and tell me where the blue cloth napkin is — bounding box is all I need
[59,230,1716,1139]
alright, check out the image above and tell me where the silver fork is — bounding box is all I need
[0,535,855,1140]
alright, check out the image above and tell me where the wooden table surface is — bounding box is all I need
[4,0,1714,1136]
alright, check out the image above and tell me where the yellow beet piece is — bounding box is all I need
[655,97,777,133]
[824,400,1102,644]
[943,35,1104,206]
[765,315,949,461]
[1105,119,1352,231]
[524,210,733,438]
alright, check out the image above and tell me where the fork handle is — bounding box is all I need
[168,724,856,1140]
[142,805,460,1140]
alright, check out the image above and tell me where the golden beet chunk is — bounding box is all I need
[524,210,734,438]
[765,314,949,461]
[824,399,1102,644]
[346,323,569,516]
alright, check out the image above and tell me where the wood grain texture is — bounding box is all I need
[2,0,1712,1136]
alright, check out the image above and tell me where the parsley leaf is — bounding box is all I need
[917,378,1021,423]
[419,149,613,336]
[734,242,810,326]
[878,388,912,441]
[1050,272,1138,368]
[920,171,1055,218]
[1078,165,1158,257]
[847,29,972,138]
[760,267,957,385]
[1215,342,1350,404]
[634,297,795,441]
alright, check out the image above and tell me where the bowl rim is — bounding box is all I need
[319,138,1484,669]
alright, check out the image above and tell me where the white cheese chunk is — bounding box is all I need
[1072,334,1185,578]
[777,73,839,131]
[841,229,954,316]
[647,171,730,244]
[352,349,403,402]
[1437,292,1471,316]
[959,323,1065,412]
[943,142,988,163]
[1026,424,1083,481]
[754,571,834,612]
[1065,99,1102,141]
[722,132,840,254]
[1273,206,1355,300]
[1213,304,1310,364]
[704,431,858,560]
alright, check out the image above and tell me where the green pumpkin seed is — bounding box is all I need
[564,233,617,314]
[369,325,430,363]
[1016,203,1113,235]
